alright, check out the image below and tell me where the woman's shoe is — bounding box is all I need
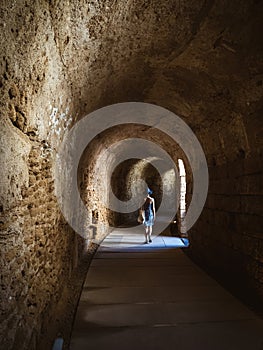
[149,239,152,243]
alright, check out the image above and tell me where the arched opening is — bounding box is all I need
[178,158,187,238]
[1,1,263,348]
[77,123,191,248]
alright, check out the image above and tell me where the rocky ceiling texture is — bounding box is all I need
[0,0,263,349]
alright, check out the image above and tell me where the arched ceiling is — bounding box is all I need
[1,0,262,165]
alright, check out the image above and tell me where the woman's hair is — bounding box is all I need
[147,188,153,195]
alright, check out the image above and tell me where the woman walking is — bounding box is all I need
[141,188,156,244]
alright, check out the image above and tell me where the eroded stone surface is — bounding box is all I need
[0,0,262,349]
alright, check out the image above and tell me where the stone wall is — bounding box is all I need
[188,141,263,306]
[186,88,263,306]
[0,1,79,348]
[0,0,263,348]
[0,117,78,349]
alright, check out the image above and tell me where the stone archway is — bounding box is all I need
[1,1,263,348]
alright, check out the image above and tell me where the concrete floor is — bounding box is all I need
[70,228,263,350]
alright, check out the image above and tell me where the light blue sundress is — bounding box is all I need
[143,199,154,227]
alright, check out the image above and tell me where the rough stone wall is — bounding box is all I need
[0,1,79,348]
[0,0,263,348]
[167,1,263,306]
[0,117,77,349]
[111,159,162,226]
[188,119,263,304]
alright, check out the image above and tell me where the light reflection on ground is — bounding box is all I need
[100,229,189,251]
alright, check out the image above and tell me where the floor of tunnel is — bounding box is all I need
[69,229,263,350]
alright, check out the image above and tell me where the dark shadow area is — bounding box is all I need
[184,248,263,320]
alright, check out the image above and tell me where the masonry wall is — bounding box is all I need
[189,113,263,306]
[0,120,78,349]
[0,2,79,348]
[1,0,263,348]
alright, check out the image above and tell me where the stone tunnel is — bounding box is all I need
[0,0,263,349]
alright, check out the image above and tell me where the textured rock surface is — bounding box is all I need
[0,0,262,349]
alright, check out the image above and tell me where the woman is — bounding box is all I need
[141,188,156,244]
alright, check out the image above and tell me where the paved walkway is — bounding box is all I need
[70,229,263,350]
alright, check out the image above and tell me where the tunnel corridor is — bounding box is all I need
[0,0,263,349]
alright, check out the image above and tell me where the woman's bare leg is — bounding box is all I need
[144,226,149,243]
[148,226,152,242]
